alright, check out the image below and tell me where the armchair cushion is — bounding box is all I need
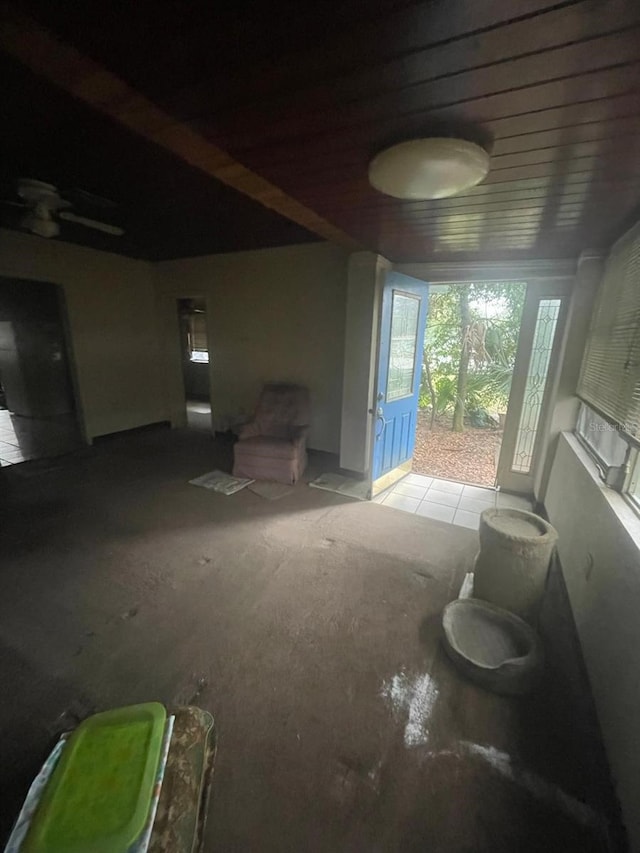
[237,435,300,460]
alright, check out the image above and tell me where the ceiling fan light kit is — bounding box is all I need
[2,178,124,239]
[20,211,60,239]
[368,137,490,200]
[17,178,70,210]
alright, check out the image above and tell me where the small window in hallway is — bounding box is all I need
[187,312,209,363]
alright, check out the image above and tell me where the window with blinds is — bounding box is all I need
[578,223,640,440]
[188,314,209,363]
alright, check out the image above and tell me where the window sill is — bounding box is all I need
[563,431,640,551]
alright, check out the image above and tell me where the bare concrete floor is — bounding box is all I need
[0,428,625,851]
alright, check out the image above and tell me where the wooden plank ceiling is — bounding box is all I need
[3,0,640,262]
[0,53,323,260]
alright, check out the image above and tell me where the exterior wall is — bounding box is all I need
[545,433,640,851]
[0,228,165,441]
[154,242,349,453]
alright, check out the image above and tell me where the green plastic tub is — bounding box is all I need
[23,702,167,853]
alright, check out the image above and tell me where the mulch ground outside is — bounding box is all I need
[412,411,502,487]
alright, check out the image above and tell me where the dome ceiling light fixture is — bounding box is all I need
[368,137,490,200]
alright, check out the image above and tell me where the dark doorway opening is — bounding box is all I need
[0,277,82,466]
[177,298,212,431]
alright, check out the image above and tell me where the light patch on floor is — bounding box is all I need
[187,401,211,414]
[309,473,369,500]
[186,399,212,431]
[380,671,439,748]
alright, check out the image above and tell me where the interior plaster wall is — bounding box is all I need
[544,433,640,852]
[0,228,165,441]
[542,223,640,851]
[154,242,349,453]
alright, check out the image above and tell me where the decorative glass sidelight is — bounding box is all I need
[511,299,561,474]
[386,291,420,401]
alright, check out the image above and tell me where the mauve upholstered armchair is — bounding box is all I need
[232,383,311,484]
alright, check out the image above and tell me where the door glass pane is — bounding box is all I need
[387,291,420,401]
[511,298,561,473]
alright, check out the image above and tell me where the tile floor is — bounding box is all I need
[186,399,212,431]
[0,408,81,466]
[374,472,532,529]
[0,410,30,466]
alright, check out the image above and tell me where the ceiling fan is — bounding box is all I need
[1,178,124,239]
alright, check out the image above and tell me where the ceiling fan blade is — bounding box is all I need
[63,187,118,210]
[0,199,28,208]
[59,211,124,236]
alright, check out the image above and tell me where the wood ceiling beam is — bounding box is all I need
[0,6,362,252]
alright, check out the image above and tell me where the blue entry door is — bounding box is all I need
[371,271,429,494]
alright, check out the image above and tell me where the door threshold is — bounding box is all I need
[371,459,413,498]
[375,475,533,530]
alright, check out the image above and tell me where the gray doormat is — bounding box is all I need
[189,470,254,495]
[309,473,369,501]
[248,481,294,501]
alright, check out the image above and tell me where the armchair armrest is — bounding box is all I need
[290,424,310,446]
[238,420,260,440]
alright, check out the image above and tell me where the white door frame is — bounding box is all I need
[396,259,575,496]
[338,257,576,494]
[339,252,390,475]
